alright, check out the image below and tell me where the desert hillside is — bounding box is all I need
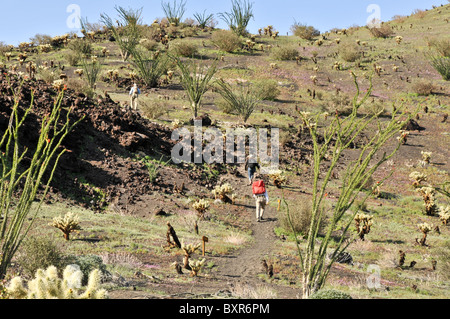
[0,2,448,301]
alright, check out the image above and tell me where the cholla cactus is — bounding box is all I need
[395,36,403,44]
[417,222,433,246]
[74,69,84,77]
[315,39,324,46]
[189,258,206,277]
[268,169,287,188]
[52,79,65,91]
[354,213,373,241]
[212,183,234,203]
[182,242,201,270]
[6,265,108,299]
[416,187,437,216]
[392,65,400,72]
[171,119,182,129]
[409,171,427,187]
[49,212,81,240]
[310,75,318,85]
[192,199,210,218]
[39,44,52,53]
[397,130,409,145]
[438,206,450,225]
[332,61,342,70]
[106,69,119,82]
[421,151,432,164]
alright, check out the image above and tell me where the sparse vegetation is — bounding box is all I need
[0,1,448,302]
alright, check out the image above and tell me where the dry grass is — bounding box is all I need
[231,282,278,299]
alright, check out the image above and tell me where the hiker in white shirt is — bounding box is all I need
[129,83,141,110]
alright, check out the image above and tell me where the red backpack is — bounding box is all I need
[252,180,266,195]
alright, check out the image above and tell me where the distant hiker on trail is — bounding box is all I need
[245,155,260,185]
[252,174,269,222]
[129,83,141,110]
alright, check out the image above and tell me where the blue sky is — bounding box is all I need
[0,0,447,45]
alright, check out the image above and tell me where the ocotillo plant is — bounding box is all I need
[283,72,413,298]
[100,6,143,62]
[173,57,218,119]
[215,79,260,123]
[218,0,254,37]
[0,79,83,279]
[161,0,187,27]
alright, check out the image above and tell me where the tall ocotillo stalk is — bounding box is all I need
[174,57,218,119]
[100,6,143,62]
[283,72,415,298]
[0,80,83,279]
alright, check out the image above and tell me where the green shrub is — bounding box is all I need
[279,199,326,236]
[253,79,280,101]
[16,237,71,278]
[309,289,352,299]
[291,22,320,40]
[30,34,53,46]
[68,39,93,56]
[338,43,362,62]
[369,25,394,38]
[270,45,300,61]
[412,79,437,95]
[211,30,242,52]
[141,100,168,119]
[170,40,198,57]
[64,50,81,66]
[139,38,158,51]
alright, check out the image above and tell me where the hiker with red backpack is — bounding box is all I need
[252,174,269,222]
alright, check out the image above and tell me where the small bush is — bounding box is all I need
[291,22,320,40]
[16,237,71,279]
[309,289,352,299]
[66,78,95,99]
[170,40,198,57]
[140,100,168,119]
[211,30,242,52]
[64,50,81,66]
[270,45,300,61]
[253,79,280,101]
[37,68,57,84]
[139,38,158,51]
[30,34,53,46]
[279,199,326,236]
[412,79,436,96]
[67,39,93,56]
[369,25,394,38]
[338,43,362,62]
